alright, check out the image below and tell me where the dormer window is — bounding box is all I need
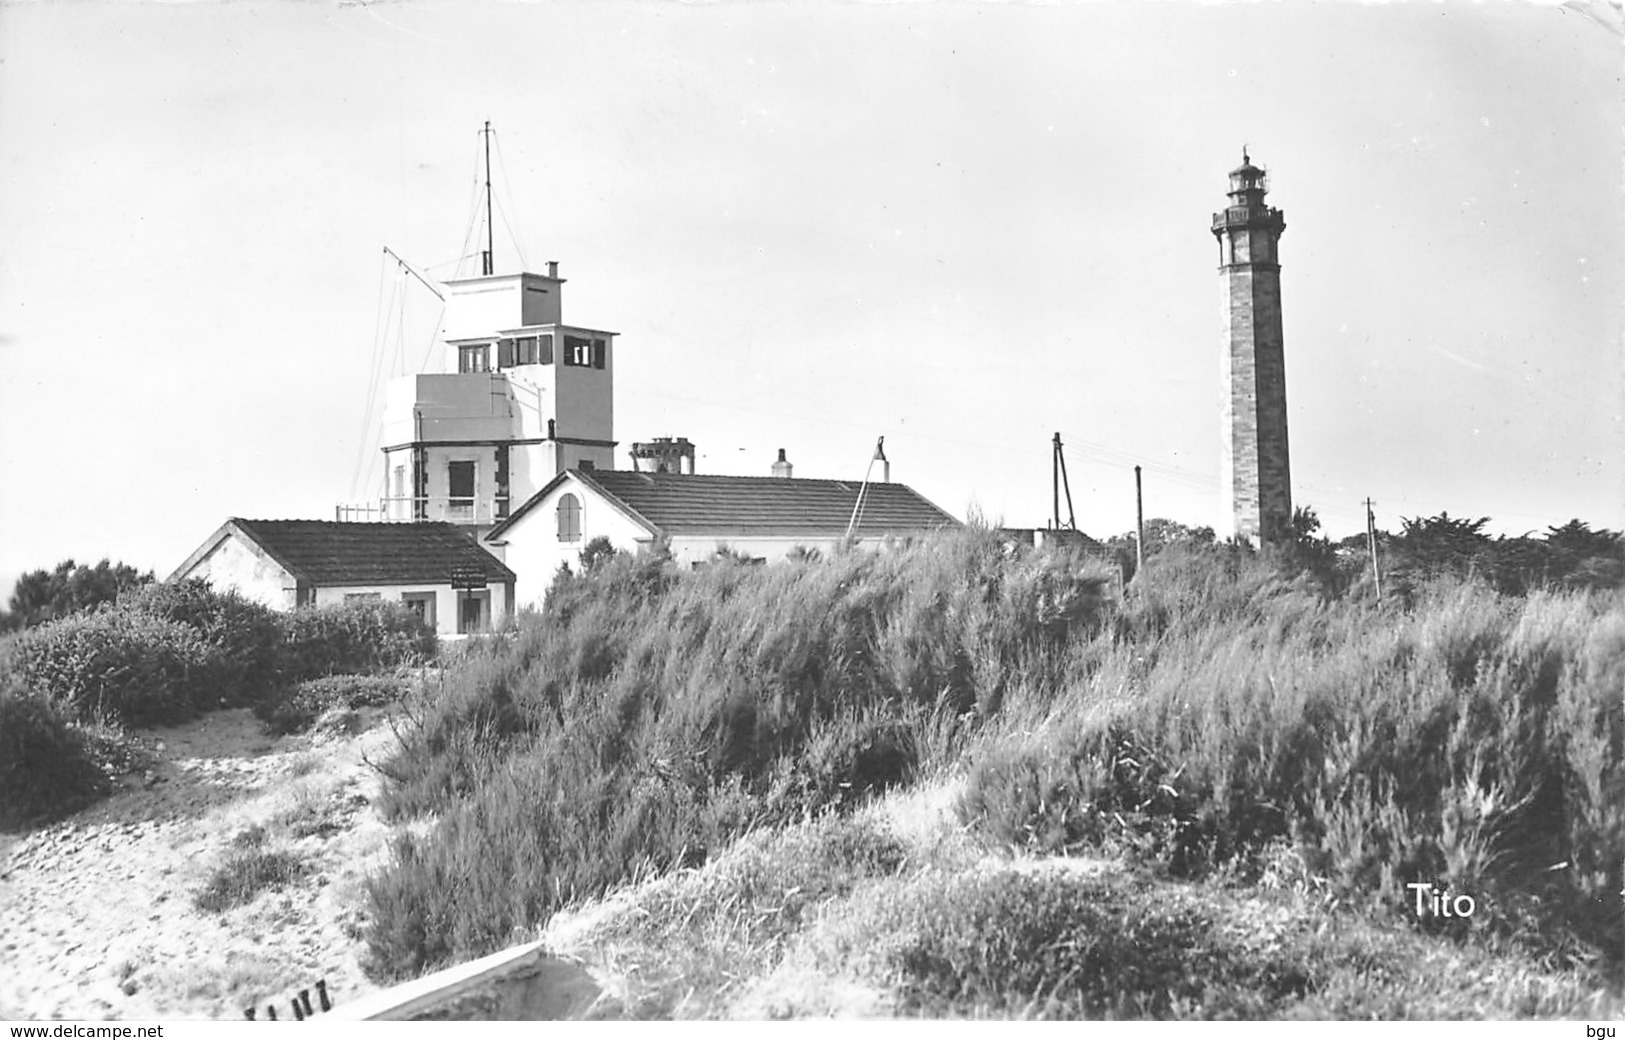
[458,344,491,373]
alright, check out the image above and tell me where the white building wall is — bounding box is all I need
[663,535,882,568]
[439,274,564,344]
[491,479,922,610]
[493,483,654,611]
[312,582,513,637]
[183,532,297,609]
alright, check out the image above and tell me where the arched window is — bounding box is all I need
[557,493,582,542]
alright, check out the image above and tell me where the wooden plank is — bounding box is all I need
[323,940,599,1021]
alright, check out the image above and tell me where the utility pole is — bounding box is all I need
[1052,433,1060,530]
[1134,465,1145,579]
[1366,497,1383,599]
[1050,433,1076,530]
[481,121,495,276]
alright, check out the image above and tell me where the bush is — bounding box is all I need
[847,869,1313,1018]
[0,674,118,829]
[194,847,308,912]
[255,673,412,735]
[959,554,1624,965]
[279,600,436,683]
[362,528,1118,979]
[117,579,284,706]
[5,609,220,726]
[1,558,153,633]
[359,525,1624,982]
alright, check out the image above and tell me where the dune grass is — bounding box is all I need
[358,527,1622,1015]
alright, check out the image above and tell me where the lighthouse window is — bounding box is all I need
[458,344,490,373]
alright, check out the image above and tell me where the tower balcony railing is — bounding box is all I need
[1212,205,1283,229]
[334,496,512,524]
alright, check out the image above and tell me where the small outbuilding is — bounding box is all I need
[171,519,516,636]
[484,467,961,609]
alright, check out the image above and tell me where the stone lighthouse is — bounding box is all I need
[1212,150,1292,544]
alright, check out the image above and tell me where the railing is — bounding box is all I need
[335,497,512,524]
[334,503,388,522]
[1212,205,1282,229]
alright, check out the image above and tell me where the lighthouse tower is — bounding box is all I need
[1211,151,1292,544]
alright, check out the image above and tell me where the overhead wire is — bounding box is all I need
[417,299,448,374]
[624,382,1381,532]
[491,129,531,271]
[493,192,528,273]
[348,256,399,503]
[454,129,488,279]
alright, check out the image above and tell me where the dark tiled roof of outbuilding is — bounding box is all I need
[554,470,961,538]
[228,519,515,586]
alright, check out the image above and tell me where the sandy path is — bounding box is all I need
[0,708,406,1021]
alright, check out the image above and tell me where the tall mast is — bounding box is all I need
[482,121,495,276]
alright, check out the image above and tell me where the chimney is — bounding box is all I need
[874,437,889,483]
[632,436,697,475]
[772,448,793,479]
[546,260,559,278]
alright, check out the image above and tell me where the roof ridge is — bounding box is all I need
[591,470,906,485]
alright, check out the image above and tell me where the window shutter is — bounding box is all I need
[557,494,582,542]
[592,338,606,369]
[497,339,514,369]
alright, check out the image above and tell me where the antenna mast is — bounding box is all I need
[844,437,886,541]
[481,121,495,276]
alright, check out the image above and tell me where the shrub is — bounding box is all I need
[254,673,412,735]
[1,558,153,633]
[844,869,1313,1018]
[812,864,1617,1019]
[578,535,618,573]
[362,528,1118,979]
[5,609,219,726]
[0,674,117,828]
[959,553,1624,966]
[117,579,284,705]
[278,600,436,683]
[194,848,308,913]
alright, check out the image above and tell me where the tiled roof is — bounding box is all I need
[227,519,515,586]
[509,470,960,539]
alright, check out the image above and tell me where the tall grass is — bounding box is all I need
[363,529,1114,979]
[362,531,1622,981]
[960,561,1623,963]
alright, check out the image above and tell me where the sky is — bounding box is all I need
[1,0,1621,594]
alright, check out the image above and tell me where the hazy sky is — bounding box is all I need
[2,0,1621,592]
